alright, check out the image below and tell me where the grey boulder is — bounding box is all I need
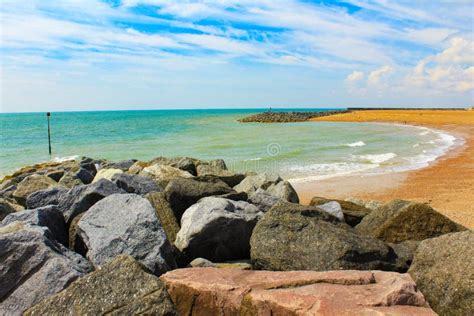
[57,179,125,226]
[111,172,162,195]
[164,177,234,221]
[317,201,345,221]
[250,202,399,272]
[408,231,474,316]
[234,173,299,203]
[0,222,92,315]
[247,188,281,212]
[0,197,24,221]
[175,197,263,262]
[26,186,68,209]
[75,193,176,275]
[2,205,67,246]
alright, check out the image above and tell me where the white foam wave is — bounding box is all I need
[244,157,262,161]
[52,155,79,163]
[289,162,379,182]
[355,153,397,164]
[346,141,366,147]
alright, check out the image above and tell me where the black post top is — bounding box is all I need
[47,112,51,116]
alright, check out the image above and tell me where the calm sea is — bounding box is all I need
[0,109,460,180]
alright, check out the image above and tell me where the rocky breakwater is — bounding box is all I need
[0,155,470,315]
[238,110,350,123]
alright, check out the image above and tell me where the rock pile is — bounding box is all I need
[238,110,350,123]
[0,156,469,315]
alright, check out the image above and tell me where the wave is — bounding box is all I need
[354,153,397,164]
[244,157,262,161]
[289,162,380,182]
[346,141,366,147]
[52,155,79,163]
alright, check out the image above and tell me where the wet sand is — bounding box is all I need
[292,110,474,228]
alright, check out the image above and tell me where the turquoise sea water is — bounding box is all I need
[0,109,460,180]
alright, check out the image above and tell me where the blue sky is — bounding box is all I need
[1,0,473,112]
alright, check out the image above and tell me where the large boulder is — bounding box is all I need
[310,196,371,226]
[164,177,234,221]
[195,164,245,187]
[250,202,400,272]
[234,173,299,203]
[0,222,92,315]
[146,192,180,243]
[25,255,177,315]
[92,168,123,183]
[56,179,124,226]
[75,193,176,275]
[356,200,466,243]
[12,174,58,206]
[101,159,137,171]
[140,164,193,187]
[25,186,68,209]
[111,172,162,195]
[160,268,435,315]
[175,197,263,262]
[58,171,83,188]
[247,188,281,212]
[0,197,24,220]
[408,231,474,316]
[2,205,68,246]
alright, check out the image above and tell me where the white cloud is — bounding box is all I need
[346,71,364,82]
[368,66,394,85]
[406,37,474,92]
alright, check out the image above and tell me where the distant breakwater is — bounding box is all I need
[238,110,351,123]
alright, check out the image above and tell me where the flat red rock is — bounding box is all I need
[160,268,436,315]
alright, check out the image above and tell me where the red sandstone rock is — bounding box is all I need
[160,268,436,315]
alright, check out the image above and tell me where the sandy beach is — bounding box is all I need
[293,110,474,228]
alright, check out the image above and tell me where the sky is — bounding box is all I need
[0,0,473,112]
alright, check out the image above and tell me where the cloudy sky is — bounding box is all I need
[1,0,473,112]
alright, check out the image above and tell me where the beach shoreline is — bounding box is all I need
[292,109,474,228]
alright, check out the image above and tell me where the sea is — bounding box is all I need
[0,109,461,181]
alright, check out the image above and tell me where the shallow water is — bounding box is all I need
[0,109,459,179]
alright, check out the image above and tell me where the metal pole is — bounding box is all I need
[47,112,51,155]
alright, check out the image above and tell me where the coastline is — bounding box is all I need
[292,110,474,228]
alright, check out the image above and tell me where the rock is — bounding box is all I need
[238,110,351,123]
[356,200,466,243]
[247,189,281,212]
[75,167,94,184]
[112,173,162,195]
[146,192,180,243]
[189,258,216,268]
[310,196,371,226]
[197,165,246,187]
[140,164,193,187]
[0,197,24,220]
[102,159,137,171]
[160,268,435,315]
[127,160,150,174]
[2,205,67,246]
[172,157,197,175]
[250,201,399,272]
[25,255,178,316]
[0,223,92,315]
[164,177,234,222]
[345,197,383,211]
[58,171,83,188]
[0,183,17,199]
[56,179,124,226]
[218,191,248,201]
[390,240,420,272]
[355,199,411,234]
[216,260,252,270]
[92,168,123,183]
[234,173,299,203]
[45,169,64,182]
[317,201,345,221]
[26,186,68,209]
[175,197,263,262]
[12,174,58,206]
[409,231,474,316]
[76,193,176,275]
